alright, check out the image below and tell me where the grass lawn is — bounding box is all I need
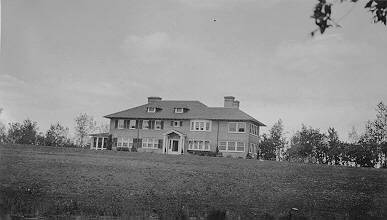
[1,143,387,219]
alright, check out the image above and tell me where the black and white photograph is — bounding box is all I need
[1,0,387,219]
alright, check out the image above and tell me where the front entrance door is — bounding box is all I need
[169,139,180,154]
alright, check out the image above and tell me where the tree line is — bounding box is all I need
[0,112,109,148]
[260,102,387,168]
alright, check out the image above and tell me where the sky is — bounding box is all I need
[1,0,386,141]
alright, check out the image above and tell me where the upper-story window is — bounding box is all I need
[175,108,184,113]
[118,119,124,129]
[171,121,182,127]
[142,120,149,129]
[190,120,211,131]
[129,120,136,129]
[250,124,259,136]
[228,122,246,133]
[147,107,156,113]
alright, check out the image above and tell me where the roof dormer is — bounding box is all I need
[146,104,162,113]
[174,105,190,113]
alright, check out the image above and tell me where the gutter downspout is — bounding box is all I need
[216,120,220,153]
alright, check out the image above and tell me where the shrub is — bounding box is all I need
[116,147,129,152]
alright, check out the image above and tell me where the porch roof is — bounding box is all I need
[89,132,110,138]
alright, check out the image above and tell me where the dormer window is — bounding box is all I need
[175,108,184,113]
[147,107,156,113]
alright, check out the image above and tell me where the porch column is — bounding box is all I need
[101,137,105,149]
[96,137,99,149]
[163,135,167,154]
[180,135,185,155]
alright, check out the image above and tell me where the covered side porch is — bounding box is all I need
[89,133,110,150]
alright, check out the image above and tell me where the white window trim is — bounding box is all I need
[147,107,156,113]
[155,120,162,130]
[250,124,259,136]
[142,120,149,130]
[117,137,132,148]
[129,120,136,130]
[142,138,159,149]
[228,122,246,133]
[118,119,124,130]
[190,120,212,132]
[175,108,184,113]
[218,141,245,152]
[188,140,211,151]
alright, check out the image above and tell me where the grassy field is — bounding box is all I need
[1,144,387,219]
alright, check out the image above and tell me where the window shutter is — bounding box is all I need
[115,120,118,129]
[138,139,142,148]
[138,120,143,129]
[161,121,164,130]
[158,139,163,149]
[180,121,183,126]
[151,120,155,130]
[170,121,174,127]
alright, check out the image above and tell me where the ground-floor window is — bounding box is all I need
[218,141,245,152]
[142,138,160,149]
[249,143,258,154]
[117,137,133,148]
[188,140,210,151]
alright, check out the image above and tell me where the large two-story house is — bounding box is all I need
[90,96,265,158]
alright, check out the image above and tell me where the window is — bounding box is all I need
[249,143,257,154]
[155,120,162,130]
[218,141,227,151]
[118,120,124,129]
[188,140,210,151]
[142,120,149,129]
[172,121,182,127]
[228,122,246,133]
[218,141,245,152]
[117,138,132,148]
[228,142,235,151]
[237,142,245,151]
[129,120,136,129]
[190,120,211,131]
[250,124,259,136]
[175,108,184,113]
[147,107,156,113]
[142,138,158,149]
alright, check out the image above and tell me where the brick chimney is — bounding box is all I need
[148,96,162,103]
[224,96,235,108]
[233,100,240,109]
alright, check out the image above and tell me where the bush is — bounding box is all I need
[187,150,218,157]
[116,147,129,151]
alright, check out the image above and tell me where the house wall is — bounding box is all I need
[109,119,259,158]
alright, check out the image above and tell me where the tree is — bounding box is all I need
[259,133,276,160]
[269,119,288,161]
[97,122,110,133]
[288,124,326,163]
[0,108,6,143]
[348,126,359,144]
[45,122,70,147]
[74,113,97,147]
[259,119,288,161]
[327,127,341,165]
[311,0,387,36]
[7,119,39,145]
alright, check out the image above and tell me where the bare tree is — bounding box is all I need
[74,113,97,147]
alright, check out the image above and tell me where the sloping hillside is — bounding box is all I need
[1,144,386,219]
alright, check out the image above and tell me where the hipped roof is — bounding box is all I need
[104,100,265,126]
